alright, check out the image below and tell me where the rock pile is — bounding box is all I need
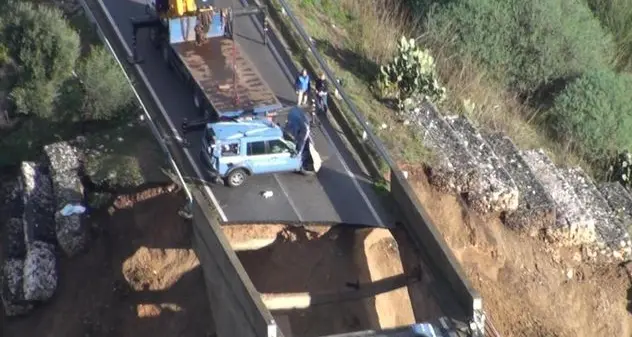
[3,218,26,259]
[2,141,92,317]
[20,162,56,244]
[1,259,32,316]
[413,104,632,263]
[0,175,23,220]
[412,103,479,193]
[561,168,631,261]
[520,149,596,245]
[445,116,519,213]
[44,141,89,257]
[599,182,632,228]
[2,162,60,316]
[23,241,57,301]
[485,133,555,235]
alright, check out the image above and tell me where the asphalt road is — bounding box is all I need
[101,0,395,226]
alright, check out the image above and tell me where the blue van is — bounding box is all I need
[201,107,321,187]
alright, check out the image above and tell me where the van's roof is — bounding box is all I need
[207,118,281,141]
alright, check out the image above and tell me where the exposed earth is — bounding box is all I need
[403,166,632,337]
[3,170,629,337]
[1,187,214,337]
[222,223,445,337]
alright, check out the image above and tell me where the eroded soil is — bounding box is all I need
[406,167,632,337]
[2,188,213,337]
[222,224,445,337]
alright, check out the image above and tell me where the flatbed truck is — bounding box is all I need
[129,0,282,119]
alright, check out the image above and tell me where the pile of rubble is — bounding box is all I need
[410,102,632,262]
[413,104,520,213]
[412,104,479,193]
[1,141,89,317]
[445,115,519,213]
[485,133,556,235]
[521,150,596,246]
[45,142,89,257]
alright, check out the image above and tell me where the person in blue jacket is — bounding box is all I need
[295,69,310,106]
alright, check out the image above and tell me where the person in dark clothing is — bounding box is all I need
[314,73,329,115]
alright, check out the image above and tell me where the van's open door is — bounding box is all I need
[308,141,322,172]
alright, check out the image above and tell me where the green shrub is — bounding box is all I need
[427,0,614,93]
[0,2,80,118]
[548,70,632,160]
[404,0,454,15]
[585,0,632,73]
[76,46,134,121]
[86,153,145,189]
[10,80,58,117]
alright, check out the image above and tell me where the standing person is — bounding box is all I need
[314,73,329,115]
[295,69,310,106]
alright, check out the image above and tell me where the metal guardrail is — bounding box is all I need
[268,1,495,336]
[273,0,397,171]
[78,0,194,217]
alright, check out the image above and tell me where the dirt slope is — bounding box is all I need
[2,188,213,337]
[406,168,632,337]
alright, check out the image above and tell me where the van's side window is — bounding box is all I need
[247,141,266,156]
[221,143,239,156]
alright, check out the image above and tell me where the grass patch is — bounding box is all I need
[0,117,78,166]
[82,122,169,189]
[282,0,589,174]
[586,0,632,73]
[277,0,431,167]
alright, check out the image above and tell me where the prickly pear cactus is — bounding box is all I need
[376,36,446,108]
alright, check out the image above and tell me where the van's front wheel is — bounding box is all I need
[225,169,247,187]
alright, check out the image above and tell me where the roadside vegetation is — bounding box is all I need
[278,1,632,336]
[0,0,165,188]
[284,0,632,186]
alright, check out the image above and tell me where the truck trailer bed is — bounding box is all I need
[172,38,282,116]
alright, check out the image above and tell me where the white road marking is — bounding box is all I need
[94,0,228,221]
[239,0,385,227]
[273,174,304,221]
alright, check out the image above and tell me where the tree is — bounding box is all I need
[548,70,632,160]
[0,2,80,118]
[75,46,134,121]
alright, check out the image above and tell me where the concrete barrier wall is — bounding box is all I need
[259,0,482,321]
[191,190,284,337]
[389,171,480,318]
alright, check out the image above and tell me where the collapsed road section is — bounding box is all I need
[80,0,481,336]
[222,223,469,337]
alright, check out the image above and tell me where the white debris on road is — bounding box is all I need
[261,191,274,199]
